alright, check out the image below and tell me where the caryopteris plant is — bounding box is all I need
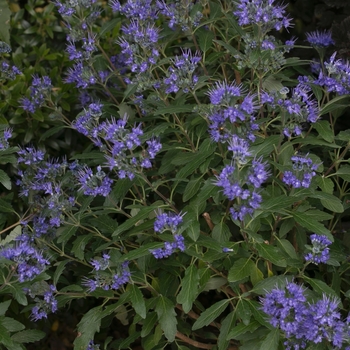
[1,0,350,349]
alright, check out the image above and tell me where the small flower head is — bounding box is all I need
[233,0,293,32]
[306,30,334,48]
[154,211,184,233]
[282,154,320,188]
[304,234,332,264]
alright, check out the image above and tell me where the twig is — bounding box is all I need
[176,331,214,349]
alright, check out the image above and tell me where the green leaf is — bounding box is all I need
[10,330,45,343]
[129,284,146,319]
[259,195,301,212]
[177,265,200,313]
[236,299,252,325]
[155,296,177,342]
[304,277,339,298]
[218,311,235,350]
[250,135,280,157]
[89,215,118,234]
[56,225,78,244]
[1,317,24,332]
[72,234,93,260]
[53,260,70,286]
[197,29,215,52]
[154,105,195,115]
[0,323,13,346]
[262,76,284,93]
[108,178,134,204]
[228,258,255,282]
[192,299,229,331]
[141,312,158,337]
[279,218,295,238]
[113,206,157,236]
[73,306,103,349]
[186,220,200,241]
[212,221,231,243]
[277,239,298,260]
[183,177,202,202]
[292,212,331,237]
[309,192,344,213]
[251,275,294,295]
[0,169,11,190]
[176,140,216,179]
[334,165,350,182]
[320,95,350,116]
[121,242,164,261]
[316,176,334,194]
[256,243,287,267]
[336,129,350,142]
[70,152,105,161]
[0,198,13,213]
[99,18,120,36]
[213,40,241,57]
[226,320,260,340]
[39,125,66,142]
[9,285,27,306]
[0,225,21,246]
[260,328,280,350]
[0,1,11,44]
[314,120,334,143]
[0,300,11,316]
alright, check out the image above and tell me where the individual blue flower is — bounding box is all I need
[304,234,332,264]
[306,30,334,48]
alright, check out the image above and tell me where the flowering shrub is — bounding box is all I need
[0,0,350,349]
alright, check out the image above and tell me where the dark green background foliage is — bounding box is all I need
[0,0,350,349]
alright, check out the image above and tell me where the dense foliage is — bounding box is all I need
[1,0,350,349]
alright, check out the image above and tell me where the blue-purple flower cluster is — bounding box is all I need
[76,165,113,197]
[215,158,269,221]
[52,0,101,89]
[282,154,319,189]
[118,20,159,77]
[262,84,319,137]
[157,0,203,31]
[314,53,350,96]
[151,211,186,259]
[20,75,52,113]
[0,61,21,80]
[0,128,12,150]
[16,147,75,229]
[1,233,50,282]
[25,284,58,321]
[304,234,332,265]
[207,81,259,143]
[82,260,131,292]
[163,49,201,94]
[233,0,292,32]
[306,30,334,48]
[261,281,350,349]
